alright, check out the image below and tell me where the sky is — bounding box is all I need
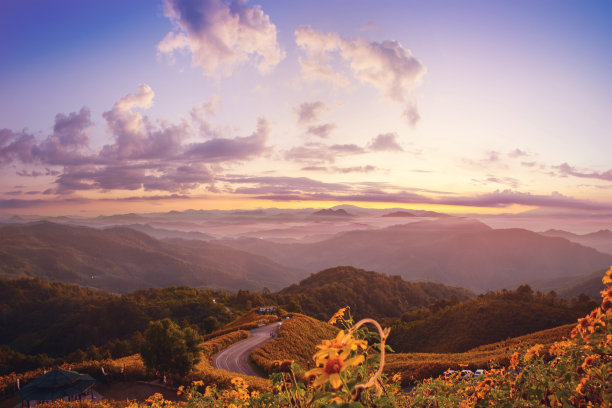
[1,0,611,216]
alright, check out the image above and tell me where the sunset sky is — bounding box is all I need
[1,0,611,216]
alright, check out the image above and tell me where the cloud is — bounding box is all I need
[55,162,215,194]
[184,117,269,161]
[16,168,60,177]
[555,163,612,183]
[158,0,284,77]
[294,26,348,86]
[249,187,611,211]
[0,129,37,165]
[360,22,380,32]
[295,101,326,124]
[295,25,426,125]
[37,107,93,165]
[190,94,221,137]
[306,123,336,138]
[300,165,377,174]
[224,175,350,195]
[508,148,528,158]
[100,84,191,162]
[1,85,272,195]
[332,165,377,173]
[368,132,403,151]
[284,142,365,164]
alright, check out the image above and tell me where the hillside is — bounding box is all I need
[541,229,612,255]
[250,313,338,373]
[387,285,595,353]
[275,266,473,320]
[0,278,229,365]
[216,218,612,292]
[0,221,301,292]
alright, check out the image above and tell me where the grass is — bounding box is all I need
[250,313,338,374]
[385,323,575,385]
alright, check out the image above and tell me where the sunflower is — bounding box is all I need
[313,330,367,361]
[305,348,365,389]
[328,307,347,325]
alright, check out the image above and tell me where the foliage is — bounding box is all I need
[15,265,612,406]
[140,319,201,378]
[0,278,229,374]
[389,283,596,353]
[274,266,473,321]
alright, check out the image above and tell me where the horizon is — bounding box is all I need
[1,0,611,218]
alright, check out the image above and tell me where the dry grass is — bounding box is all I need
[385,323,574,385]
[250,313,338,374]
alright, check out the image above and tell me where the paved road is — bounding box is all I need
[212,323,281,377]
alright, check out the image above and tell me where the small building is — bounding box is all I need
[18,369,97,408]
[258,306,278,315]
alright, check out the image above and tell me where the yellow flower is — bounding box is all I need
[313,330,367,362]
[524,344,544,362]
[192,380,204,387]
[306,348,364,389]
[328,307,347,325]
[392,373,402,383]
[602,266,612,284]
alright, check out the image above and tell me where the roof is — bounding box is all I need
[18,369,96,401]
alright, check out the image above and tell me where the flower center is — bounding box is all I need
[323,357,343,374]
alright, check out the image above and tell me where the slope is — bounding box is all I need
[217,218,612,292]
[275,266,473,321]
[0,221,300,292]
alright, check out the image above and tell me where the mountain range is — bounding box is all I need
[215,218,612,292]
[0,221,300,292]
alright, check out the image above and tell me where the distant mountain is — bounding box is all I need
[541,229,612,255]
[312,208,351,217]
[534,269,607,301]
[276,266,473,321]
[0,222,301,292]
[126,224,214,241]
[216,218,612,292]
[382,211,417,218]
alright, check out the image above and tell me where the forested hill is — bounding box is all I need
[388,284,597,354]
[0,278,230,362]
[0,221,301,292]
[275,266,473,320]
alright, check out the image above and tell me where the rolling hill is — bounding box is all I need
[216,218,612,292]
[0,221,301,292]
[275,266,473,320]
[387,284,595,353]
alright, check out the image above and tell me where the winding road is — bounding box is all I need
[212,322,281,377]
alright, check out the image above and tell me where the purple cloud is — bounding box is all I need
[295,25,426,125]
[158,0,284,76]
[306,123,336,138]
[556,163,612,182]
[295,101,326,124]
[368,133,403,152]
[185,117,269,162]
[509,148,528,158]
[0,129,37,165]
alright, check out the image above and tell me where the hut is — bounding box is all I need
[18,369,97,407]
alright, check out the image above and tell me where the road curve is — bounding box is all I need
[212,322,281,377]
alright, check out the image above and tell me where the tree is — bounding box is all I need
[140,318,201,377]
[285,299,302,313]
